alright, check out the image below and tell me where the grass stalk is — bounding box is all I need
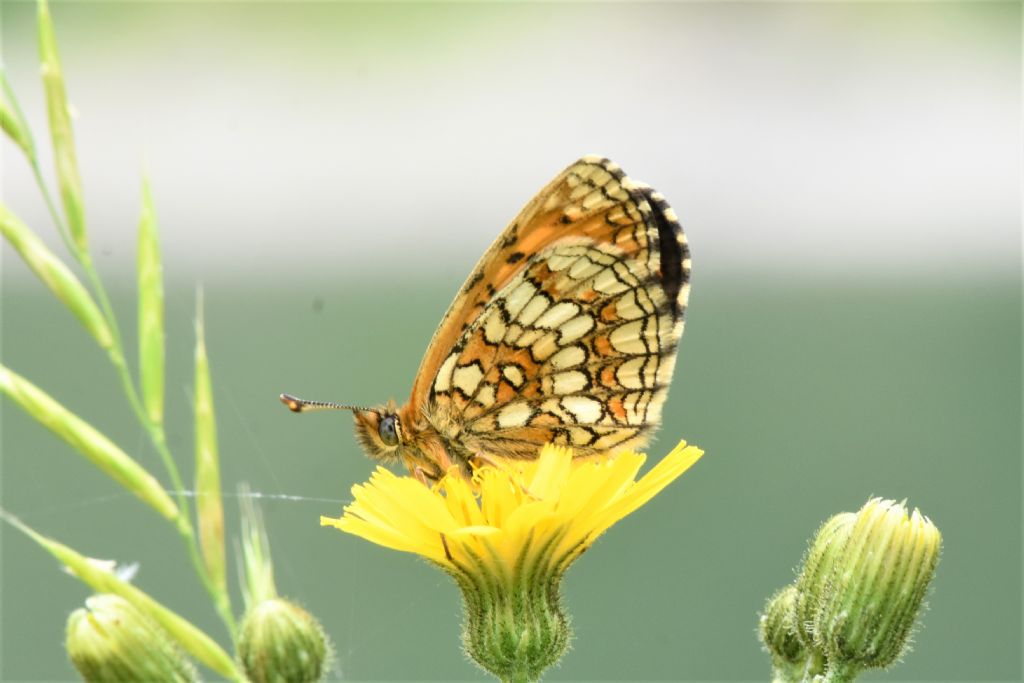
[4,0,241,652]
[137,177,165,426]
[193,289,235,635]
[17,113,237,639]
[0,364,179,522]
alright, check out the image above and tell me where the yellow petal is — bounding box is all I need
[355,468,455,539]
[590,442,704,535]
[442,471,486,527]
[561,451,645,522]
[479,467,521,527]
[324,515,446,563]
[449,525,502,540]
[529,444,573,500]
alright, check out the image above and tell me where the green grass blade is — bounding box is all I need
[0,510,242,681]
[0,203,112,350]
[37,0,87,253]
[194,291,229,606]
[0,364,179,522]
[0,70,37,161]
[137,177,165,426]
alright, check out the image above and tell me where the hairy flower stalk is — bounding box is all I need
[322,439,704,682]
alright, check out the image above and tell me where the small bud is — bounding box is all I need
[66,594,197,683]
[759,585,811,682]
[814,498,941,673]
[238,598,330,683]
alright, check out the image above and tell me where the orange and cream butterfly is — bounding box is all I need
[281,155,691,481]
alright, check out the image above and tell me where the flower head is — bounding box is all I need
[812,498,941,671]
[789,497,941,682]
[322,439,703,681]
[66,594,197,683]
[237,598,330,683]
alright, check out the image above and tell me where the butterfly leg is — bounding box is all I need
[470,453,541,497]
[470,453,502,471]
[412,465,432,486]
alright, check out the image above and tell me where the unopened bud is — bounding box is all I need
[66,594,197,682]
[815,498,941,672]
[759,585,809,682]
[238,598,330,683]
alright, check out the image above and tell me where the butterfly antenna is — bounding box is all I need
[279,393,376,415]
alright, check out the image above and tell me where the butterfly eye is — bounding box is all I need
[378,414,399,446]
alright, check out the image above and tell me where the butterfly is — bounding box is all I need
[281,156,690,482]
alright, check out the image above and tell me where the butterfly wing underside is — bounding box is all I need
[410,156,690,459]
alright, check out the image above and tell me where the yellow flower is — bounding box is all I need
[322,439,703,682]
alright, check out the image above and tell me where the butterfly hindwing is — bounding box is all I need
[413,156,690,459]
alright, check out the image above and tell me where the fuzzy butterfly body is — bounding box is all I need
[283,156,690,481]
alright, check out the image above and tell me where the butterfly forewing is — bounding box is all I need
[410,156,690,461]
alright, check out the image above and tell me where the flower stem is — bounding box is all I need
[769,662,804,683]
[87,257,237,638]
[823,660,861,683]
[29,158,77,263]
[500,670,532,683]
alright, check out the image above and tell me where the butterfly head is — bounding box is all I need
[351,400,405,464]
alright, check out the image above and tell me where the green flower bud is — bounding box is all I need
[238,598,331,683]
[759,585,809,682]
[456,564,570,683]
[814,498,941,674]
[66,594,197,683]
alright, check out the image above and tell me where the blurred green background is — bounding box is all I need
[2,2,1020,681]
